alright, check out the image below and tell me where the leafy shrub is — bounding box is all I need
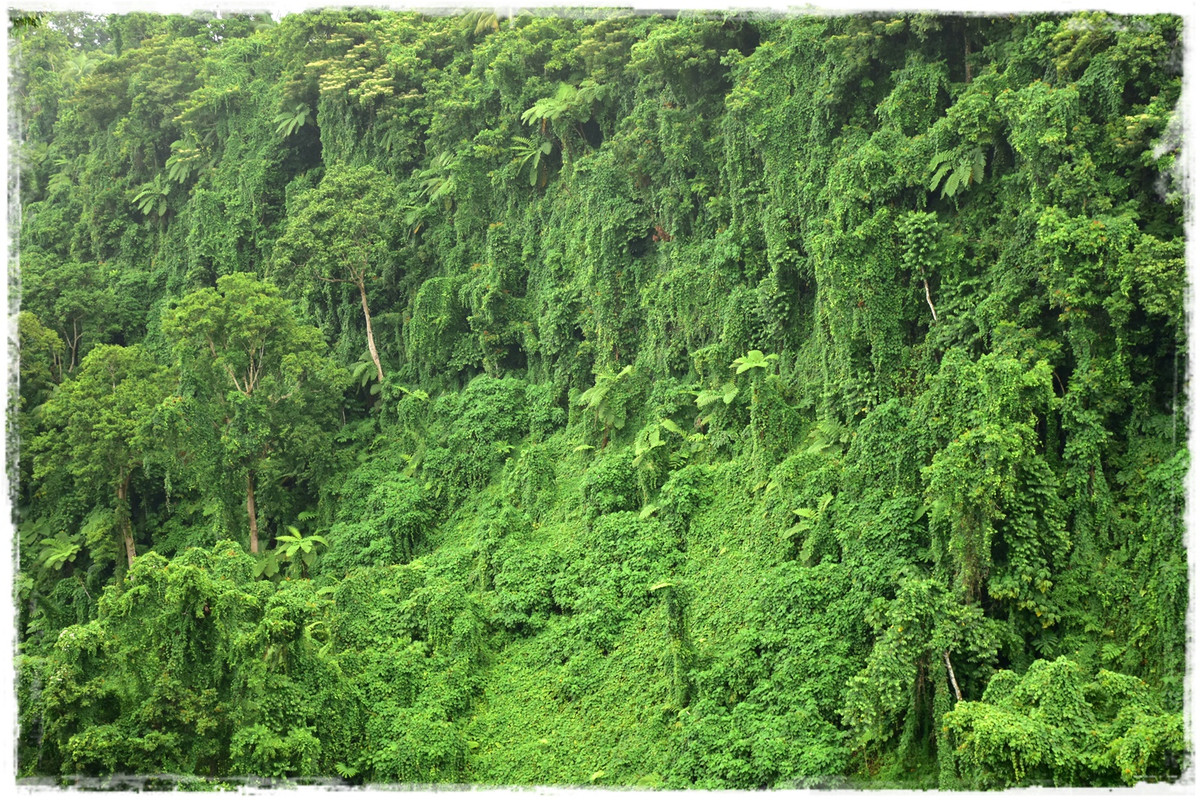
[330,565,426,652]
[502,443,557,519]
[526,381,567,440]
[945,657,1186,788]
[323,473,431,574]
[554,512,681,651]
[424,375,528,504]
[229,725,321,778]
[673,562,859,787]
[580,449,639,518]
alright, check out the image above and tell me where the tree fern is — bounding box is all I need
[273,102,311,138]
[132,180,170,217]
[928,146,987,199]
[511,136,552,187]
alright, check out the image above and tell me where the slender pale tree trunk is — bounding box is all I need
[943,650,963,702]
[247,470,259,554]
[117,472,136,567]
[358,275,385,385]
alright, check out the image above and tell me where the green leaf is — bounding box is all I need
[943,167,963,198]
[38,534,82,572]
[928,163,952,192]
[783,521,813,538]
[648,427,664,448]
[731,350,778,374]
[660,418,686,436]
[255,553,279,578]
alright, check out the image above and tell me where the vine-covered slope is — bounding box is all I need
[10,9,1188,788]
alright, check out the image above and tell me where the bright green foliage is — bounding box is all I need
[945,658,1185,788]
[35,542,333,777]
[673,560,858,787]
[421,374,530,506]
[12,8,1188,790]
[510,135,552,187]
[16,310,65,413]
[131,178,170,218]
[17,256,143,376]
[731,349,778,375]
[264,527,329,579]
[843,578,1004,752]
[928,146,986,199]
[273,102,311,138]
[920,350,1066,604]
[38,534,83,573]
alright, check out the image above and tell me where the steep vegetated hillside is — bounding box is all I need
[10,8,1188,788]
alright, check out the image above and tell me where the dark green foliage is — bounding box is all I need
[12,8,1187,789]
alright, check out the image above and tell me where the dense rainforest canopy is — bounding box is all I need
[7,6,1190,788]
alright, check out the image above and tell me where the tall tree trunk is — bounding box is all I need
[358,275,385,385]
[247,470,259,555]
[117,472,136,568]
